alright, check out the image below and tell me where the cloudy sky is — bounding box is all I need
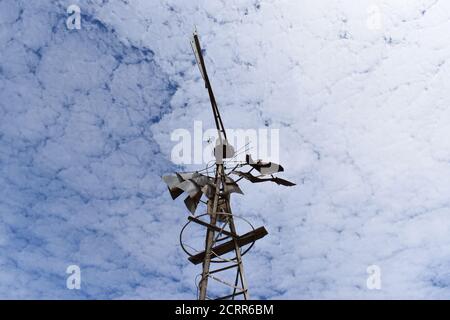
[1,0,450,299]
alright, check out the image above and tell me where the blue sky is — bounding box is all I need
[1,0,450,299]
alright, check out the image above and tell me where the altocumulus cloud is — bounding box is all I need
[1,0,450,299]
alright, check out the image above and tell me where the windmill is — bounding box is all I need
[162,31,295,300]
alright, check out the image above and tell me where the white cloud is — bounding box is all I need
[1,0,450,299]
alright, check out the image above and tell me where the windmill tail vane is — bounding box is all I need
[162,31,295,300]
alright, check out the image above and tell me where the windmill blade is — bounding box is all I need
[177,172,196,180]
[191,173,213,187]
[231,170,296,187]
[271,177,296,187]
[246,154,284,175]
[167,187,184,200]
[178,172,214,187]
[177,179,201,198]
[162,174,184,199]
[224,176,244,195]
[231,170,266,183]
[162,174,183,189]
[184,192,203,214]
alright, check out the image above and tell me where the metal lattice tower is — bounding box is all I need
[163,31,295,300]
